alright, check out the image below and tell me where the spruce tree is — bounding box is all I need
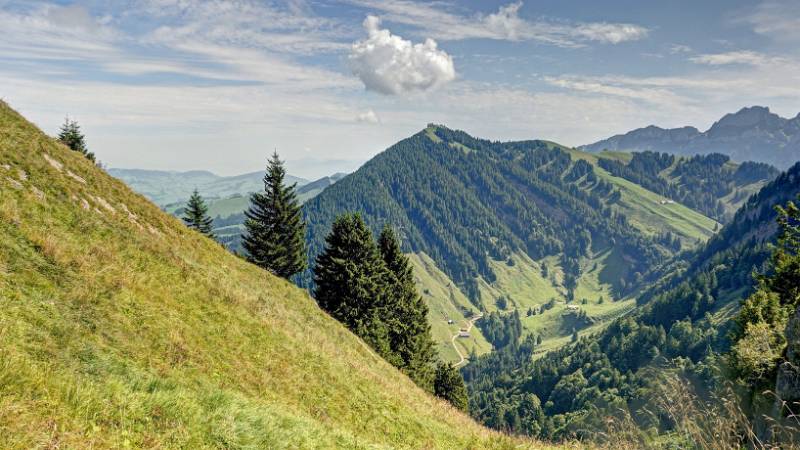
[58,118,95,162]
[182,189,215,238]
[378,225,436,389]
[243,151,307,279]
[313,213,396,363]
[433,362,469,412]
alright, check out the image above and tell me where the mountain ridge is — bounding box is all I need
[583,106,800,169]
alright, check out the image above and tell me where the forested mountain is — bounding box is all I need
[583,106,800,169]
[462,162,800,442]
[109,167,309,206]
[302,125,726,362]
[0,102,548,449]
[595,151,778,222]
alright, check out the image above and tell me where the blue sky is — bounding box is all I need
[1,0,798,178]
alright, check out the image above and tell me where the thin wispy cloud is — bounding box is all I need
[738,0,800,43]
[690,50,786,67]
[346,0,648,47]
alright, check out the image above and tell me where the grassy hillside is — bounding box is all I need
[0,102,556,449]
[408,253,492,364]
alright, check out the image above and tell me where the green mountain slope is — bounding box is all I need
[302,125,719,360]
[0,102,553,449]
[463,161,800,440]
[593,150,778,222]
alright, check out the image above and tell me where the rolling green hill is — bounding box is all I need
[0,102,559,448]
[162,173,347,252]
[302,124,721,361]
[108,168,309,207]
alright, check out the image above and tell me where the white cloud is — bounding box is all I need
[689,50,784,67]
[349,16,455,95]
[739,1,800,43]
[669,44,692,54]
[356,109,381,123]
[346,0,648,47]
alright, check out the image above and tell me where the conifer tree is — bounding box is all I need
[313,213,396,363]
[378,225,437,389]
[433,362,469,412]
[243,151,307,279]
[182,189,215,238]
[58,118,95,162]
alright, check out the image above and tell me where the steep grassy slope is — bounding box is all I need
[0,102,554,449]
[408,253,492,364]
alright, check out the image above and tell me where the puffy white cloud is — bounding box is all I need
[356,109,381,123]
[349,16,456,95]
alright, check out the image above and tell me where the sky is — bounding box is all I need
[1,0,799,179]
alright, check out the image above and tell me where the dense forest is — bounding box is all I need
[302,125,688,303]
[462,162,800,444]
[596,151,778,222]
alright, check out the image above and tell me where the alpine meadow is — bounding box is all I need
[2,1,800,449]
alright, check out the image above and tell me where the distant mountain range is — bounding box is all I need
[107,168,310,206]
[583,106,800,169]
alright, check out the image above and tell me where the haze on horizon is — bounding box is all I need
[1,0,799,179]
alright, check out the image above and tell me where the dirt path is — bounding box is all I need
[451,314,482,368]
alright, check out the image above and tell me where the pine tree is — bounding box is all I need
[433,362,469,412]
[243,151,307,279]
[313,213,396,363]
[378,225,437,389]
[182,189,215,238]
[58,118,95,162]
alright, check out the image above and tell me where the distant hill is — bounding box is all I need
[108,167,309,206]
[0,102,547,448]
[159,172,348,252]
[302,124,727,362]
[583,106,800,169]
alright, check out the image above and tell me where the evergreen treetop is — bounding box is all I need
[433,362,469,412]
[182,189,215,238]
[313,213,394,361]
[58,118,95,162]
[243,151,307,279]
[378,225,437,389]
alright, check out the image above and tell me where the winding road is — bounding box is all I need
[451,313,483,367]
